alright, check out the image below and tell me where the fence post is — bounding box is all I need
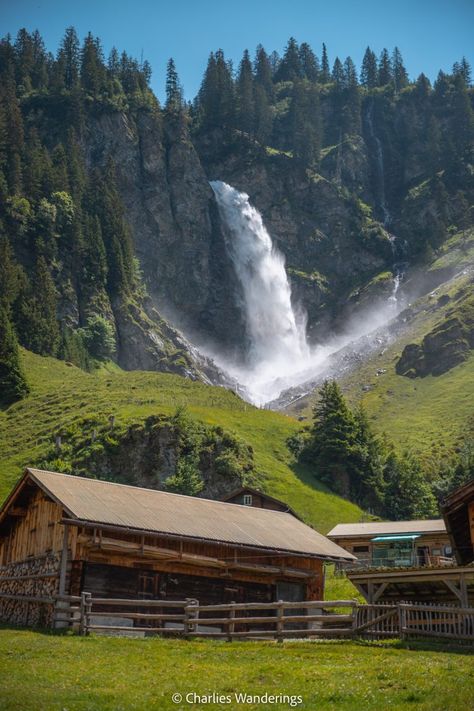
[227,602,236,642]
[79,592,87,636]
[351,599,359,638]
[276,600,284,643]
[79,592,92,636]
[184,598,199,638]
[398,604,407,641]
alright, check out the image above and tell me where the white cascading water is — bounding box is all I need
[210,181,314,403]
[209,181,404,406]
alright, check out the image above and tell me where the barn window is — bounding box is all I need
[243,494,253,506]
[353,545,369,553]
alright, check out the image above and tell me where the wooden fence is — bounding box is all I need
[3,592,473,644]
[77,596,359,640]
[399,603,474,643]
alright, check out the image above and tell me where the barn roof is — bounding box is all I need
[327,519,447,539]
[1,468,354,561]
[220,486,299,517]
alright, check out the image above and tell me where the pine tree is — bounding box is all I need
[289,80,321,166]
[275,37,301,82]
[253,83,273,144]
[453,57,472,86]
[0,235,22,308]
[299,42,319,81]
[108,47,120,77]
[378,48,392,86]
[80,32,105,96]
[341,57,361,135]
[308,380,357,497]
[392,47,408,91]
[14,29,34,92]
[0,73,24,193]
[0,305,29,405]
[321,43,330,83]
[30,30,48,90]
[165,57,182,113]
[360,47,377,88]
[86,161,135,295]
[254,44,274,98]
[331,57,344,89]
[58,26,80,89]
[81,214,108,288]
[236,49,255,134]
[352,406,385,512]
[15,255,60,356]
[451,73,474,159]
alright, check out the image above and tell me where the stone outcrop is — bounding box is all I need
[396,292,474,377]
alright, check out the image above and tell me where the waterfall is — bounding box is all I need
[209,180,405,406]
[210,181,312,403]
[365,101,391,226]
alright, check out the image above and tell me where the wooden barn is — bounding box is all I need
[0,468,354,628]
[221,486,299,516]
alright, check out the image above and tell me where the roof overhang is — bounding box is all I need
[62,517,355,563]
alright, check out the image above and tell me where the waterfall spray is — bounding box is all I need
[209,180,404,405]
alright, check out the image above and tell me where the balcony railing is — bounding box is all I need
[345,553,454,571]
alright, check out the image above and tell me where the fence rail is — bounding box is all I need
[43,595,468,644]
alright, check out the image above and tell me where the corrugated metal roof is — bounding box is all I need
[327,519,447,538]
[26,468,354,560]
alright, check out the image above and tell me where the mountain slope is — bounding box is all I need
[284,233,474,462]
[0,350,363,533]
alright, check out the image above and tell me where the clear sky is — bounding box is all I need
[1,0,473,101]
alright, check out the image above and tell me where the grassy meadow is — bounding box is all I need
[0,628,473,711]
[0,350,363,533]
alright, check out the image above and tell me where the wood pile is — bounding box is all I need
[0,552,61,626]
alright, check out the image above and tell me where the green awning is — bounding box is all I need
[371,534,421,542]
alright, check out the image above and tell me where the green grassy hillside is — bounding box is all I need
[286,252,474,463]
[0,350,363,533]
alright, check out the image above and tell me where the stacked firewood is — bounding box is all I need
[0,553,61,627]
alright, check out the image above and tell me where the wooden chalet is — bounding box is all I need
[344,484,474,606]
[0,468,354,628]
[327,519,452,567]
[221,486,298,516]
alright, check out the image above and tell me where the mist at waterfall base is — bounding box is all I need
[209,181,404,406]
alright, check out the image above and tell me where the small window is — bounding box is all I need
[353,545,369,553]
[431,548,441,556]
[444,545,453,556]
[243,494,253,506]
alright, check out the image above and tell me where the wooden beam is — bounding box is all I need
[58,525,68,596]
[372,582,389,603]
[444,580,462,602]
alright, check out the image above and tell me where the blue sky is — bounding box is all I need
[1,0,473,101]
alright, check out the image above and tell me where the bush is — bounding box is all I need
[80,315,116,360]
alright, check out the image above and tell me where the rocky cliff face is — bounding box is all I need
[42,415,258,500]
[83,111,245,360]
[196,130,392,342]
